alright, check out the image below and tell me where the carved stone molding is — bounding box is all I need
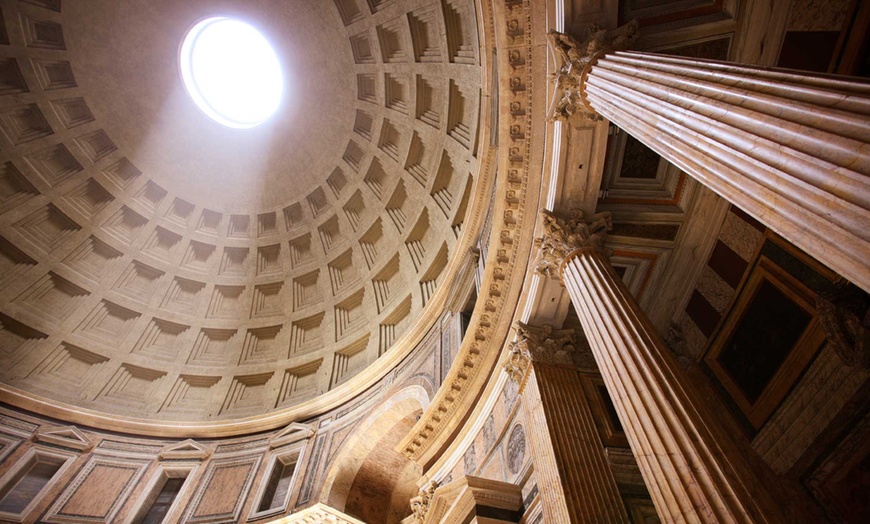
[409,480,439,523]
[535,209,611,278]
[547,21,640,123]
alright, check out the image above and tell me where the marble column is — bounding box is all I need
[535,209,787,523]
[505,323,628,523]
[548,25,870,293]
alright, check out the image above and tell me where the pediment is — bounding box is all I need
[34,425,92,451]
[159,439,210,460]
[270,422,316,449]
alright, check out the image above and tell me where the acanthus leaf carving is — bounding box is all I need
[534,209,611,278]
[547,21,640,123]
[504,322,596,383]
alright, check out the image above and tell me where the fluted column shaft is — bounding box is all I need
[561,246,784,523]
[582,51,870,292]
[518,358,628,523]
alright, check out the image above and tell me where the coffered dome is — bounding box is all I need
[0,0,484,426]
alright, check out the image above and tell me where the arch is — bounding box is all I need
[320,385,429,522]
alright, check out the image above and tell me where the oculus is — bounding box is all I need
[180,17,283,129]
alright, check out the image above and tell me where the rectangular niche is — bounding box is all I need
[290,312,325,355]
[292,270,322,311]
[306,187,329,218]
[227,214,250,238]
[135,180,168,211]
[181,240,216,273]
[384,73,409,114]
[405,208,432,271]
[0,103,53,144]
[408,8,442,62]
[349,31,375,64]
[283,202,303,230]
[16,272,89,327]
[379,295,412,355]
[219,373,274,416]
[132,318,191,361]
[0,58,27,95]
[102,157,141,190]
[327,168,347,198]
[334,289,366,341]
[378,118,402,161]
[219,247,249,276]
[240,325,283,364]
[50,97,95,129]
[188,328,237,365]
[277,360,322,407]
[250,282,284,318]
[160,374,222,414]
[342,190,367,232]
[0,447,76,521]
[420,242,448,307]
[27,342,109,396]
[385,181,412,232]
[330,334,370,387]
[62,235,122,283]
[0,236,36,291]
[257,244,282,276]
[318,215,342,253]
[442,0,476,64]
[257,212,277,237]
[447,80,475,149]
[0,161,38,212]
[249,448,303,519]
[288,233,314,269]
[98,363,167,410]
[113,261,164,303]
[14,203,81,253]
[62,178,114,220]
[196,209,222,236]
[328,249,359,296]
[377,18,409,63]
[404,131,433,186]
[371,254,403,313]
[416,74,441,128]
[431,151,456,217]
[359,218,385,269]
[26,143,83,187]
[364,157,388,199]
[357,73,377,103]
[160,277,206,315]
[333,0,364,26]
[32,59,76,91]
[75,129,117,162]
[343,140,365,172]
[166,198,195,226]
[126,464,196,524]
[0,313,46,364]
[353,110,373,140]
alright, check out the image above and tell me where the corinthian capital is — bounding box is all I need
[547,20,639,123]
[505,322,596,383]
[535,209,611,278]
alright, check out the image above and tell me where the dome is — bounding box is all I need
[0,0,483,428]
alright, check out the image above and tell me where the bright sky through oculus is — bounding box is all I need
[180,17,283,129]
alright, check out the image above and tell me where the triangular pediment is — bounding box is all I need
[34,425,92,451]
[159,439,210,461]
[270,422,316,449]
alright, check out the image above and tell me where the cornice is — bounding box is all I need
[398,0,546,464]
